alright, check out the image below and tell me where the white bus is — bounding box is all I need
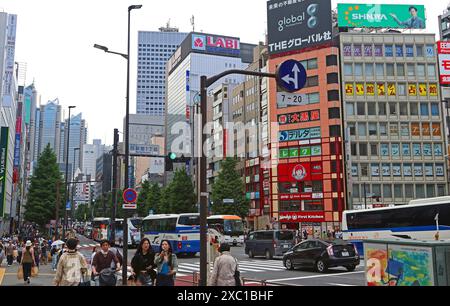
[207,215,245,246]
[141,214,200,256]
[114,217,142,247]
[342,197,450,254]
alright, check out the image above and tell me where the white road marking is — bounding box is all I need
[266,271,365,282]
[328,283,357,287]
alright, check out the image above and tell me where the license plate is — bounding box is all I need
[342,251,349,257]
[283,244,289,248]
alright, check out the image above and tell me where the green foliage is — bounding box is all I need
[211,158,249,218]
[137,180,150,217]
[160,168,196,214]
[24,144,64,227]
[75,204,90,221]
[147,182,162,215]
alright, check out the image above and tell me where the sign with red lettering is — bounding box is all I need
[277,110,320,125]
[438,41,450,85]
[192,34,240,57]
[279,212,325,223]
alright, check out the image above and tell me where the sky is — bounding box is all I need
[0,0,447,145]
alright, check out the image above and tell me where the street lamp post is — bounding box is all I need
[71,147,80,223]
[93,4,142,286]
[199,69,276,286]
[63,105,76,239]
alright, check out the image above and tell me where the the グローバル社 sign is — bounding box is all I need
[267,0,333,56]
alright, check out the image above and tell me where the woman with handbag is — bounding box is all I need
[131,238,156,286]
[53,238,88,286]
[208,243,240,286]
[20,240,36,285]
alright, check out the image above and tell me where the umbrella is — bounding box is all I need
[51,240,65,247]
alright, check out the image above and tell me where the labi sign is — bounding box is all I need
[338,3,426,29]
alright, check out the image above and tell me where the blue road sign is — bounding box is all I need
[276,60,307,93]
[123,188,137,204]
[66,201,71,210]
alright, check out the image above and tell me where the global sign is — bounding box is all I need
[192,34,240,56]
[267,0,333,56]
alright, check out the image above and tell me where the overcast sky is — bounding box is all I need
[0,0,447,145]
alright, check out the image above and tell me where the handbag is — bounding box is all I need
[234,259,241,286]
[79,272,91,287]
[31,266,39,277]
[17,265,23,280]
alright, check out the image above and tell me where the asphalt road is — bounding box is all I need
[76,234,366,286]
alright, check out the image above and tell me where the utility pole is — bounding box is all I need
[110,129,119,244]
[55,180,60,239]
[364,182,367,210]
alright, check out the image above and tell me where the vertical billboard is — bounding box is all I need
[438,41,450,85]
[0,127,9,216]
[267,0,333,56]
[2,14,17,107]
[338,4,426,29]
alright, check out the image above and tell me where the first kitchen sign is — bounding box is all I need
[438,41,450,85]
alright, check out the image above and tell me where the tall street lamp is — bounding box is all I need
[71,147,80,222]
[63,105,76,239]
[93,4,142,286]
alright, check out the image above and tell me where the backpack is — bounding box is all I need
[99,268,117,286]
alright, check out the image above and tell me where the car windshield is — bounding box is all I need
[276,231,294,240]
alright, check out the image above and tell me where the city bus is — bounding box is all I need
[91,217,110,241]
[207,215,245,246]
[342,197,450,254]
[141,214,200,256]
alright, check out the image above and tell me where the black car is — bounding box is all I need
[283,239,360,273]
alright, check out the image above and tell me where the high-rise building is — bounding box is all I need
[136,27,187,116]
[166,32,256,180]
[439,4,450,41]
[0,12,18,233]
[38,99,62,158]
[82,140,109,180]
[63,113,87,180]
[339,32,447,209]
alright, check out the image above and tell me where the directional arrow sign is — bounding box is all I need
[276,60,307,93]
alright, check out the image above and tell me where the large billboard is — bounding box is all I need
[267,0,333,56]
[2,14,17,107]
[338,4,426,29]
[438,41,450,85]
[0,127,9,217]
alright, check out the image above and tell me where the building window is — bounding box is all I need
[326,55,337,66]
[416,45,424,57]
[397,63,405,76]
[327,73,339,84]
[406,45,414,57]
[328,90,339,101]
[386,64,395,76]
[417,64,425,77]
[357,103,365,116]
[370,143,378,156]
[416,184,425,199]
[368,123,377,136]
[428,64,436,78]
[410,103,419,116]
[328,107,340,119]
[420,103,429,116]
[348,123,356,136]
[405,184,414,197]
[306,76,319,87]
[346,103,355,116]
[376,64,384,76]
[353,185,360,198]
[385,45,393,57]
[379,123,387,136]
[407,64,415,76]
[378,102,387,116]
[389,102,397,115]
[330,125,341,137]
[383,185,392,198]
[368,103,376,116]
[365,63,374,76]
[361,163,369,176]
[344,64,353,76]
[351,143,357,156]
[359,143,368,156]
[394,185,403,198]
[398,84,406,96]
[354,63,363,76]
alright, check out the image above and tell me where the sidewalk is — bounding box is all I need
[0,260,55,286]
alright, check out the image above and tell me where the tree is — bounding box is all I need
[147,182,162,215]
[137,180,150,217]
[75,204,89,221]
[162,168,196,214]
[24,144,64,227]
[211,158,249,218]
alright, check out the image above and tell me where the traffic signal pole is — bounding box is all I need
[198,70,276,286]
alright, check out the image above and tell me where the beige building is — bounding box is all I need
[340,32,448,209]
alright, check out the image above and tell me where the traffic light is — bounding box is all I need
[165,153,188,172]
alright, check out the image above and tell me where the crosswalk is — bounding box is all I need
[77,243,98,249]
[176,260,286,277]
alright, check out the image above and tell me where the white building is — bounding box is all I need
[0,12,18,233]
[137,27,187,116]
[81,139,109,180]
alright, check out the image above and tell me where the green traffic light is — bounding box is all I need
[169,152,177,160]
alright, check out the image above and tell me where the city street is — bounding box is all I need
[0,234,365,286]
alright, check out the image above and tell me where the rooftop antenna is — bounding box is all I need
[190,15,195,32]
[167,18,171,29]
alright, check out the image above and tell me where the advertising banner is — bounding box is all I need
[277,110,320,125]
[279,127,321,142]
[2,14,17,107]
[0,127,9,216]
[438,41,450,84]
[279,212,325,223]
[267,0,333,56]
[278,162,323,182]
[338,4,426,29]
